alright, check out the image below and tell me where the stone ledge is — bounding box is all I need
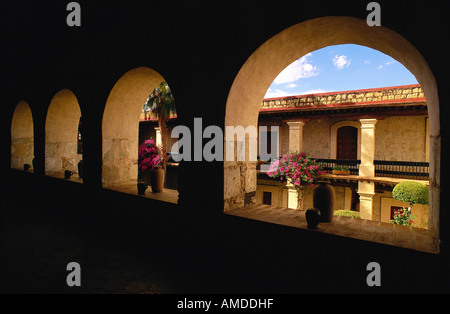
[226,204,439,254]
[105,182,178,204]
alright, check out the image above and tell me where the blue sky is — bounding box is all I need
[264,44,419,98]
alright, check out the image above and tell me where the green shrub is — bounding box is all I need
[334,210,361,219]
[392,181,428,205]
[390,207,416,226]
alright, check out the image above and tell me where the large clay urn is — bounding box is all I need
[149,166,165,193]
[313,180,335,222]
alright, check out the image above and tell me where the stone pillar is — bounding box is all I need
[155,127,162,149]
[287,186,298,209]
[359,118,377,177]
[358,118,377,220]
[286,121,306,153]
[284,121,307,210]
[358,189,376,220]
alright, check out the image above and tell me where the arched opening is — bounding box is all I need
[11,101,34,171]
[330,121,361,160]
[45,89,82,182]
[224,16,439,253]
[102,67,178,204]
[336,126,358,160]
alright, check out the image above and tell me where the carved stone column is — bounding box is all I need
[286,121,306,153]
[358,118,377,220]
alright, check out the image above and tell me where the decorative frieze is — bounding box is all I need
[261,85,425,110]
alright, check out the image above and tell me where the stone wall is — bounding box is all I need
[45,142,82,174]
[375,116,428,162]
[11,138,34,169]
[102,138,137,186]
[10,101,34,170]
[262,85,425,109]
[259,115,428,162]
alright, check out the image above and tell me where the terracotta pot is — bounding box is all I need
[137,182,147,195]
[305,208,321,229]
[78,160,83,179]
[149,166,165,193]
[332,170,350,176]
[64,170,73,179]
[313,181,335,222]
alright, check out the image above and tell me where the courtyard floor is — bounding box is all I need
[226,204,438,254]
[106,182,178,204]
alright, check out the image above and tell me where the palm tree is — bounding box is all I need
[143,81,176,170]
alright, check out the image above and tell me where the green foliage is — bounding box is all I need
[143,81,176,121]
[332,165,349,171]
[392,181,428,205]
[334,210,361,219]
[390,207,416,226]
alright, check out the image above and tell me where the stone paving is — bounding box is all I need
[106,182,179,204]
[226,204,439,254]
[0,202,194,294]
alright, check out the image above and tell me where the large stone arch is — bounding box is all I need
[102,67,166,187]
[224,16,440,240]
[10,101,34,170]
[45,89,82,176]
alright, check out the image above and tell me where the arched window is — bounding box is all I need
[337,126,358,160]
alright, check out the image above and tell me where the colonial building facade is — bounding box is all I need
[255,84,429,228]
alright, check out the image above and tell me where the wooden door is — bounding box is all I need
[263,192,272,205]
[337,126,357,160]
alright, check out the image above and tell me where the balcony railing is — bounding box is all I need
[259,158,429,181]
[374,160,429,180]
[316,159,360,175]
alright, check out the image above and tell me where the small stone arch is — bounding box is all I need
[45,89,82,176]
[10,101,34,170]
[101,67,166,187]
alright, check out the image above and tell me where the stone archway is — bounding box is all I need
[102,67,166,187]
[45,89,82,177]
[11,101,34,170]
[224,16,440,240]
[330,121,361,160]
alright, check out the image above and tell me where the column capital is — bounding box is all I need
[359,118,377,129]
[286,121,307,130]
[285,119,308,125]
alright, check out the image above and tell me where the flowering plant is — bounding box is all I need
[267,152,325,209]
[267,152,325,187]
[390,207,416,226]
[138,138,162,173]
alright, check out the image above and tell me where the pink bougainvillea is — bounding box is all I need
[267,152,325,188]
[138,139,162,173]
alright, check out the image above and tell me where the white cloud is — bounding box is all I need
[272,53,319,84]
[364,60,371,65]
[264,88,293,98]
[333,55,351,69]
[264,87,328,98]
[298,88,328,95]
[385,60,398,66]
[378,59,397,69]
[286,83,297,88]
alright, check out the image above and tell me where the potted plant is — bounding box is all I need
[256,159,265,171]
[138,138,164,193]
[332,165,350,175]
[390,181,428,226]
[267,152,325,210]
[143,81,176,174]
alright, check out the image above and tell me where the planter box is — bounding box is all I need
[332,170,350,176]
